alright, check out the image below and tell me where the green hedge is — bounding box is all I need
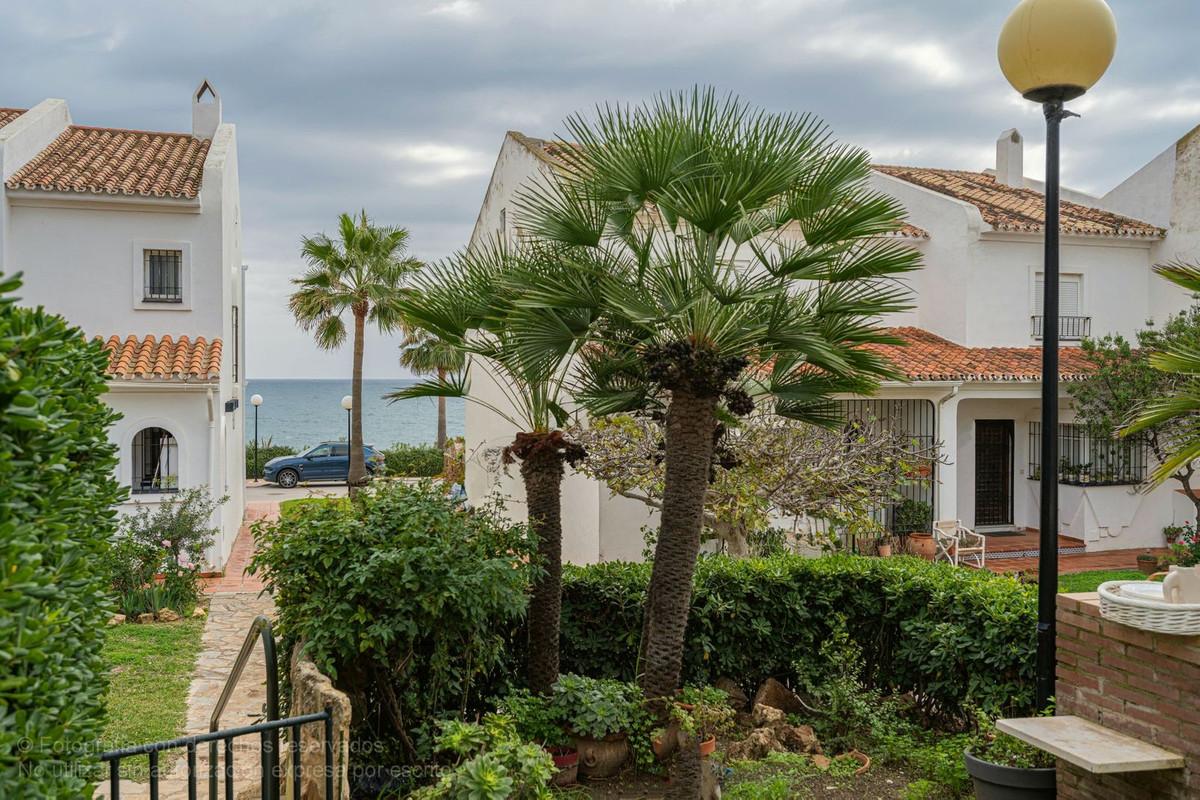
[246,440,298,479]
[558,554,1037,715]
[0,274,125,795]
[381,443,443,477]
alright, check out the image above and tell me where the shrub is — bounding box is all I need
[249,482,539,769]
[102,488,224,617]
[0,273,125,795]
[381,442,444,477]
[410,716,555,800]
[557,554,1037,716]
[246,437,298,478]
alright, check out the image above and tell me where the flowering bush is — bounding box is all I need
[102,487,224,617]
[1166,521,1200,567]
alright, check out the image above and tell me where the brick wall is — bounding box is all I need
[1056,592,1200,799]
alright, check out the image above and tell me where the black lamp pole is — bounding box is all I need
[346,408,351,445]
[1037,98,1076,710]
[253,404,260,480]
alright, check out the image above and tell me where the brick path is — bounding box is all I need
[986,546,1168,575]
[98,504,281,799]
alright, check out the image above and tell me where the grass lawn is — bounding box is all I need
[278,496,350,518]
[102,618,205,780]
[1058,569,1146,593]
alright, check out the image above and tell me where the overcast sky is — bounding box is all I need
[2,0,1198,378]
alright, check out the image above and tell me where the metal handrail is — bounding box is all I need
[209,614,280,800]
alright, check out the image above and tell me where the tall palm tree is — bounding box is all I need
[1124,261,1200,480]
[388,240,595,695]
[290,211,421,494]
[397,326,465,449]
[509,90,920,745]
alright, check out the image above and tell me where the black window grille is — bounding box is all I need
[838,399,937,538]
[132,427,179,494]
[1031,315,1091,340]
[143,249,183,302]
[1028,421,1146,486]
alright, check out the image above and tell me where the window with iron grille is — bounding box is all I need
[143,249,183,302]
[131,427,179,494]
[1028,421,1146,486]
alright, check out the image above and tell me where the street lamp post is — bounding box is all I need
[341,394,353,445]
[998,0,1117,711]
[250,394,264,481]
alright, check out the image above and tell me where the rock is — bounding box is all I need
[715,677,749,710]
[289,643,353,800]
[752,703,787,729]
[108,614,126,626]
[734,710,756,730]
[136,612,156,624]
[156,607,181,623]
[812,754,832,771]
[777,723,821,754]
[753,677,806,716]
[192,606,207,619]
[724,727,785,761]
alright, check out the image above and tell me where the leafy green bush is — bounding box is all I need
[381,442,444,477]
[558,554,1037,716]
[0,273,125,795]
[102,488,224,617]
[410,716,555,800]
[246,437,298,478]
[250,483,539,770]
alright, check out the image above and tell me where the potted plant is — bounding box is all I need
[1136,551,1161,577]
[964,715,1055,799]
[1058,456,1070,482]
[1079,463,1092,485]
[894,499,934,559]
[667,686,736,758]
[550,674,639,779]
[877,535,894,558]
[499,689,578,786]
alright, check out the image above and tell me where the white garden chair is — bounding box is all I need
[933,519,986,568]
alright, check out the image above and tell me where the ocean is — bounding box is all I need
[244,378,464,450]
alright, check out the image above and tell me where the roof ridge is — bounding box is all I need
[69,123,201,140]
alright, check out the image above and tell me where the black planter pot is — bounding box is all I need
[964,750,1056,800]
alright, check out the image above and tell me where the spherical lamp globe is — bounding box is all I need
[998,0,1117,103]
[250,394,263,407]
[341,395,353,411]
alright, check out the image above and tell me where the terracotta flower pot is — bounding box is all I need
[574,733,630,779]
[908,532,936,560]
[546,746,579,787]
[878,543,893,558]
[698,736,717,758]
[1137,553,1160,576]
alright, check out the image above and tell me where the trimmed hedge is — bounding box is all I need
[382,443,443,477]
[0,274,125,795]
[558,554,1038,715]
[246,440,298,479]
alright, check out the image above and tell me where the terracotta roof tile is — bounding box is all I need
[102,334,221,381]
[7,126,211,199]
[869,327,1094,382]
[874,165,1163,239]
[0,108,26,128]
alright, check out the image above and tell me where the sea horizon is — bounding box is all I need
[245,377,465,451]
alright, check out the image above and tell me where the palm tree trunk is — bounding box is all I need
[348,307,368,495]
[521,442,565,695]
[436,367,448,450]
[640,391,719,704]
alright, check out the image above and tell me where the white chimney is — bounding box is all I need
[192,80,222,140]
[995,128,1024,188]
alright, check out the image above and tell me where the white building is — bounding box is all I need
[466,124,1200,563]
[0,83,246,569]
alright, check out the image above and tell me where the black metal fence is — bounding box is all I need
[838,399,937,536]
[1028,421,1146,486]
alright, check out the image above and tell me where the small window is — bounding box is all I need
[307,444,332,458]
[132,427,179,494]
[231,305,239,382]
[1033,273,1089,339]
[331,444,349,457]
[144,249,183,303]
[499,207,507,237]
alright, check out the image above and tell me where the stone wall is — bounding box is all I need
[1056,592,1200,798]
[286,645,352,800]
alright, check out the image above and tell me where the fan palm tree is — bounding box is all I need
[508,89,920,739]
[290,211,421,494]
[1124,261,1200,480]
[397,327,466,449]
[387,239,596,695]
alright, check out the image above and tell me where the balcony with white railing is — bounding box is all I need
[1031,314,1091,340]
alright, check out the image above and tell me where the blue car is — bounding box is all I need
[262,442,385,487]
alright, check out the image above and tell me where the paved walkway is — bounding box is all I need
[99,505,281,799]
[986,546,1168,575]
